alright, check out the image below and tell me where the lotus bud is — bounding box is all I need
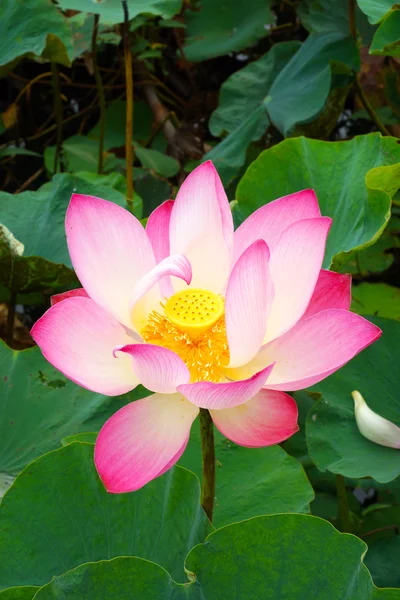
[352,390,400,449]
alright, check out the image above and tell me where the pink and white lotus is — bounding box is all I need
[31,161,381,493]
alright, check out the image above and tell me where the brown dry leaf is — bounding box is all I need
[0,303,35,350]
[2,103,18,130]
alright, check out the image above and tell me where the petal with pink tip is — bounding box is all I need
[146,200,174,264]
[66,194,155,328]
[301,269,351,320]
[177,363,274,409]
[94,393,199,493]
[210,389,298,447]
[115,344,190,393]
[130,254,192,332]
[50,288,89,306]
[169,161,233,292]
[265,217,332,343]
[245,309,381,391]
[233,189,321,263]
[225,240,274,368]
[30,297,138,395]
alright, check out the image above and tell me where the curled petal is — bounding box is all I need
[94,393,199,493]
[177,363,274,409]
[31,297,137,396]
[130,254,192,332]
[115,344,190,394]
[211,389,298,447]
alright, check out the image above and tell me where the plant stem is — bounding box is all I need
[122,0,134,211]
[51,62,63,172]
[348,0,356,41]
[92,14,106,175]
[199,408,216,522]
[347,0,390,136]
[354,76,391,136]
[6,291,17,348]
[336,474,352,533]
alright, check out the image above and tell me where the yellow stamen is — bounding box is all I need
[141,289,229,382]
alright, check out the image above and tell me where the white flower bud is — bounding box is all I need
[352,391,400,449]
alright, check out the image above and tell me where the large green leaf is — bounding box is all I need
[306,317,400,483]
[0,443,210,590]
[0,174,134,293]
[205,42,300,179]
[266,32,359,135]
[56,0,182,25]
[0,342,150,475]
[357,0,400,57]
[351,283,400,321]
[32,515,400,598]
[365,538,400,589]
[45,136,122,175]
[179,424,314,527]
[183,0,274,61]
[0,0,73,73]
[0,588,38,600]
[134,144,180,177]
[357,0,394,24]
[185,514,398,599]
[299,0,375,43]
[236,134,400,267]
[370,8,400,57]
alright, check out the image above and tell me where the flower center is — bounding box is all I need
[141,288,229,382]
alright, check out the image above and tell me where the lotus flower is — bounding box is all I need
[31,161,381,493]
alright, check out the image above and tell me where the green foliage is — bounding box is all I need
[23,515,400,599]
[55,0,182,25]
[0,0,73,73]
[357,0,400,57]
[183,0,274,61]
[180,425,314,527]
[236,134,400,267]
[306,317,400,483]
[351,283,400,320]
[0,443,210,589]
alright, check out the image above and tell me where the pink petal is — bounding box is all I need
[115,344,190,393]
[31,297,138,396]
[177,363,274,409]
[94,393,199,493]
[210,389,298,447]
[146,200,174,263]
[233,189,321,264]
[130,254,192,332]
[225,240,274,368]
[50,288,89,306]
[302,269,351,320]
[251,309,381,391]
[169,161,233,293]
[66,194,155,329]
[265,217,332,342]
